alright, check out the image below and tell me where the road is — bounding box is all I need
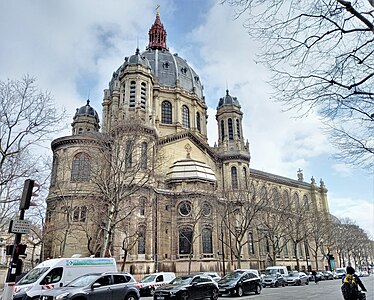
[142,276,374,300]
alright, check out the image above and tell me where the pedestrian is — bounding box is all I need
[312,270,318,284]
[341,266,367,300]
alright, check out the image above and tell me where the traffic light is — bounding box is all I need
[19,179,39,210]
[15,244,27,255]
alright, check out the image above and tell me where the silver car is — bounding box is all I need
[285,271,309,286]
[38,272,139,300]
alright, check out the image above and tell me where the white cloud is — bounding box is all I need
[329,195,374,238]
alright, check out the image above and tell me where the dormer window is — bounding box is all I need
[180,67,187,75]
[163,62,169,69]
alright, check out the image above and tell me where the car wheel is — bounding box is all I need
[180,291,189,300]
[125,293,139,300]
[149,287,155,296]
[306,280,309,285]
[296,280,301,286]
[255,284,262,294]
[236,286,244,297]
[274,281,279,288]
[211,288,219,300]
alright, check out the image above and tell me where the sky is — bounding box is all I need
[0,0,373,237]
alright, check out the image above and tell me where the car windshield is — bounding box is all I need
[288,272,299,277]
[265,269,278,275]
[170,276,193,285]
[66,274,100,287]
[220,271,243,283]
[17,267,50,285]
[141,275,156,283]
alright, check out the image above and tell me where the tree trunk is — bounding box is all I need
[121,249,128,272]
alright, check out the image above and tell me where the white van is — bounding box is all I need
[13,257,117,298]
[137,272,176,296]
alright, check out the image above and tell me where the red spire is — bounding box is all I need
[147,12,167,50]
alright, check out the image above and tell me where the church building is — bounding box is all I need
[45,12,330,276]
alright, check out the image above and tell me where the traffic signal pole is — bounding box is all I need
[2,209,25,300]
[2,179,36,300]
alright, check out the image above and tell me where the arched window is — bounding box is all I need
[125,141,134,168]
[283,191,290,208]
[260,186,268,202]
[141,142,147,170]
[243,167,248,189]
[179,227,193,254]
[140,82,146,110]
[282,238,289,257]
[161,101,172,124]
[250,182,256,200]
[202,228,213,254]
[220,120,225,142]
[272,188,280,205]
[139,197,146,216]
[129,81,136,108]
[138,225,146,255]
[303,195,310,210]
[294,193,300,209]
[71,152,91,181]
[51,155,58,186]
[182,105,190,128]
[236,119,241,138]
[196,112,201,133]
[228,118,233,140]
[248,232,255,255]
[231,166,238,189]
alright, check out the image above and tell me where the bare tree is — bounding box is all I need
[0,76,65,230]
[257,188,291,266]
[219,182,269,269]
[221,0,374,170]
[90,118,158,257]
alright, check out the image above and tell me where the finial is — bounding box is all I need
[156,4,160,16]
[135,48,140,55]
[311,176,316,184]
[86,99,90,105]
[297,168,304,181]
[226,89,229,96]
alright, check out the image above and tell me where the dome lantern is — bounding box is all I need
[147,11,168,50]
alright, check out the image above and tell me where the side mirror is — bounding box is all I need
[92,283,101,289]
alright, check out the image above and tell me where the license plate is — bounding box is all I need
[219,289,225,292]
[156,297,165,300]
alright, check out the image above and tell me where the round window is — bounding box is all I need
[179,201,192,216]
[202,202,211,216]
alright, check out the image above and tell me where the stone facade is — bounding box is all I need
[44,13,330,277]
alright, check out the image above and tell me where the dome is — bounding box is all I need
[166,159,216,183]
[74,100,100,123]
[141,49,204,100]
[217,89,241,109]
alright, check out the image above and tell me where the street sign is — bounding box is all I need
[9,220,31,234]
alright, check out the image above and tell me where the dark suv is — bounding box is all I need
[38,272,139,300]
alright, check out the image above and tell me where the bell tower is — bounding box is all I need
[216,90,250,190]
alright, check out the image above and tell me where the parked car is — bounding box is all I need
[322,271,334,280]
[153,274,219,300]
[316,272,325,281]
[335,268,346,279]
[137,272,176,296]
[262,269,286,288]
[38,272,139,300]
[360,270,369,277]
[218,270,262,297]
[284,271,309,286]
